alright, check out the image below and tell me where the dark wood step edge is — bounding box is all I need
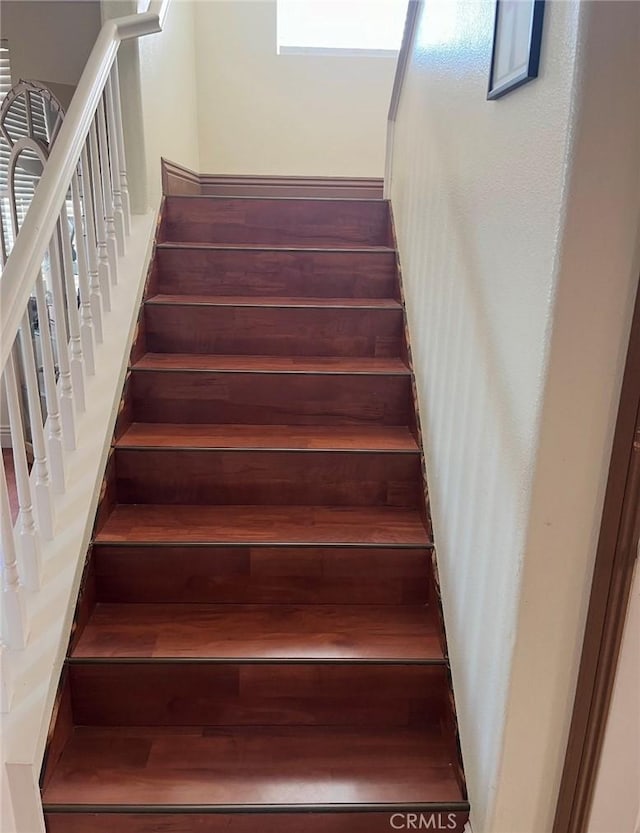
[66,656,448,666]
[144,298,402,309]
[129,365,412,376]
[112,444,420,454]
[43,802,471,814]
[93,536,434,550]
[155,243,397,253]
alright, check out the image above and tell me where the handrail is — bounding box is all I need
[387,0,423,124]
[0,11,161,370]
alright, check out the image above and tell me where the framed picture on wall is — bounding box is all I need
[487,0,546,100]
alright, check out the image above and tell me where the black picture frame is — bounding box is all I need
[487,0,545,100]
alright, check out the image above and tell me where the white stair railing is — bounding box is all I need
[0,2,168,674]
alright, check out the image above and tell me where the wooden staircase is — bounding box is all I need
[41,186,469,832]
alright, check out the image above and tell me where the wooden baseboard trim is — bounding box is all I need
[161,160,384,199]
[160,158,200,196]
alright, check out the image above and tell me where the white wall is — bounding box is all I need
[1,1,101,87]
[193,0,395,177]
[137,0,201,207]
[388,1,640,831]
[588,560,640,833]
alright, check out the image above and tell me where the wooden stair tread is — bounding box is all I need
[155,242,396,252]
[72,603,442,660]
[133,353,410,374]
[42,725,465,807]
[147,294,401,309]
[163,194,389,202]
[96,505,429,546]
[115,423,419,451]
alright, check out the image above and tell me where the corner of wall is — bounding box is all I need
[491,2,640,829]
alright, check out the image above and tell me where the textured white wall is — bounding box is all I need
[389,1,640,830]
[137,0,201,207]
[193,0,396,177]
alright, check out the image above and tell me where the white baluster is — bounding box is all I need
[58,207,86,414]
[17,312,54,539]
[71,172,96,376]
[3,352,41,591]
[0,644,11,712]
[79,144,104,343]
[105,77,126,256]
[96,100,119,284]
[89,122,113,309]
[34,274,65,493]
[47,232,76,450]
[0,447,28,650]
[110,60,131,236]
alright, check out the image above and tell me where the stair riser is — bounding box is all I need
[160,197,392,247]
[130,371,412,425]
[155,248,397,298]
[45,812,469,832]
[69,663,448,728]
[93,545,432,605]
[144,304,403,358]
[113,449,422,507]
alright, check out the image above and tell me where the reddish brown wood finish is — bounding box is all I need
[72,603,443,660]
[144,299,403,357]
[155,245,398,299]
[160,197,392,247]
[41,673,73,791]
[160,160,386,199]
[95,504,430,546]
[133,352,409,372]
[68,662,449,727]
[113,447,422,507]
[129,362,412,426]
[92,545,432,605]
[116,423,419,451]
[42,186,468,829]
[145,303,403,357]
[43,726,462,805]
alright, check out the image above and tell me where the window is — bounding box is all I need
[0,48,65,265]
[0,39,13,258]
[277,0,407,56]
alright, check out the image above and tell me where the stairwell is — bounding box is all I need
[40,186,469,832]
